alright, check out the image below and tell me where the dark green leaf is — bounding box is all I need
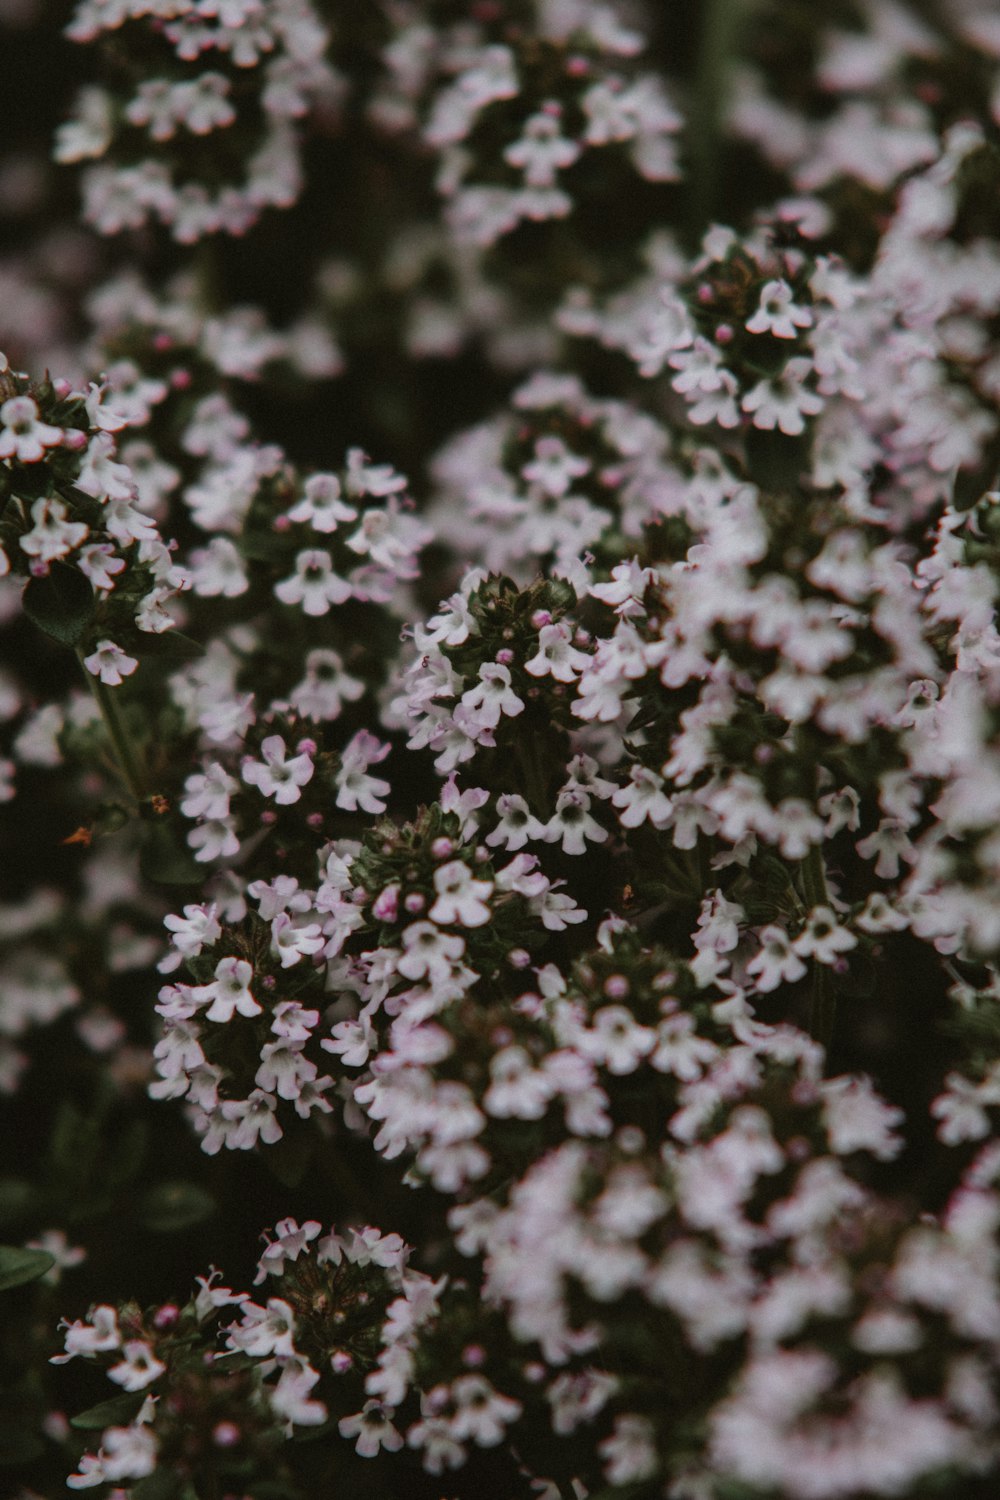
[134,629,205,660]
[49,1099,99,1182]
[106,1120,148,1192]
[139,1180,216,1233]
[0,1244,55,1291]
[0,1178,35,1231]
[140,823,203,886]
[744,427,808,491]
[264,1128,312,1189]
[22,562,95,647]
[70,1393,146,1431]
[0,1425,45,1464]
[132,1470,186,1500]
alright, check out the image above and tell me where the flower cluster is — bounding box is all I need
[4,3,1000,1499]
[57,0,343,242]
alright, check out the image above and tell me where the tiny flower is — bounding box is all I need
[429,860,494,927]
[741,356,824,436]
[242,735,314,805]
[83,640,139,687]
[793,906,857,965]
[0,395,63,461]
[338,1400,404,1457]
[745,925,808,992]
[107,1340,167,1392]
[274,549,352,615]
[746,278,812,339]
[543,787,608,855]
[192,956,262,1023]
[19,497,89,566]
[286,472,358,532]
[270,912,325,968]
[485,792,547,852]
[524,621,592,681]
[336,730,391,814]
[76,543,126,591]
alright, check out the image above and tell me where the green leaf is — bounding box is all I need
[264,1128,313,1189]
[22,562,95,647]
[70,1392,146,1431]
[0,1178,35,1232]
[139,823,203,886]
[134,629,205,660]
[139,1180,216,1233]
[106,1120,148,1193]
[744,427,808,491]
[0,1244,55,1291]
[132,1470,186,1500]
[0,1424,45,1465]
[49,1099,99,1182]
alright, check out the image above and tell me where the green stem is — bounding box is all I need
[807,966,836,1056]
[800,845,836,1053]
[800,843,828,911]
[514,736,550,817]
[78,651,146,802]
[687,0,746,239]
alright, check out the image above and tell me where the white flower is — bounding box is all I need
[821,1076,903,1160]
[459,662,525,731]
[242,735,314,805]
[188,536,249,597]
[181,763,238,821]
[746,278,813,338]
[274,549,351,615]
[256,1217,322,1281]
[579,1006,657,1074]
[612,764,673,828]
[291,648,365,721]
[0,395,63,461]
[83,640,139,687]
[107,1340,167,1391]
[286,471,358,532]
[188,816,241,863]
[53,1304,120,1362]
[221,1089,283,1150]
[429,860,493,927]
[100,1423,158,1483]
[396,922,466,982]
[192,956,262,1023]
[269,1358,326,1427]
[745,925,808,992]
[793,906,857,965]
[524,621,591,681]
[449,1374,523,1445]
[741,356,824,435]
[600,1413,658,1485]
[338,1400,404,1457]
[543,788,608,855]
[227,1298,298,1358]
[504,105,580,186]
[485,792,547,852]
[335,729,391,813]
[19,497,89,565]
[270,912,325,968]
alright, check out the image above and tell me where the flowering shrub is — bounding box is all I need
[4,1,1000,1497]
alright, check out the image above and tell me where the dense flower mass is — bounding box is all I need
[4,1,1000,1498]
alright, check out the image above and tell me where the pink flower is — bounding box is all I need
[83,640,139,686]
